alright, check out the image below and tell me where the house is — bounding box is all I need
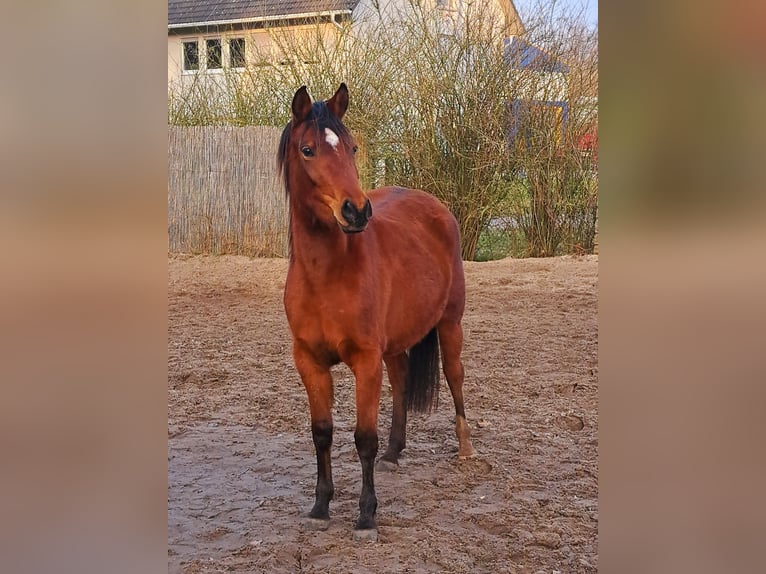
[168,0,525,89]
[505,36,570,144]
[168,1,359,89]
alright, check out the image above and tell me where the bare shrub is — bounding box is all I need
[168,0,597,259]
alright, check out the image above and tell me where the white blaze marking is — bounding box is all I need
[324,128,340,150]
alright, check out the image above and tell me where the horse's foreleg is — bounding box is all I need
[349,352,383,536]
[293,343,335,523]
[378,353,408,469]
[437,320,476,458]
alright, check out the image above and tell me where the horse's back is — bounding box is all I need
[368,186,462,256]
[367,186,464,352]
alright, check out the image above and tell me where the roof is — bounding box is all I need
[168,0,360,27]
[504,36,569,73]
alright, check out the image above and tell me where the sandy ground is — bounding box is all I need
[168,254,598,573]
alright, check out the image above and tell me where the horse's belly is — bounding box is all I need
[384,277,450,354]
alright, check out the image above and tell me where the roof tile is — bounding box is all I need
[168,0,360,26]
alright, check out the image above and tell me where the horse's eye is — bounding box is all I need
[301,146,314,158]
[352,145,358,154]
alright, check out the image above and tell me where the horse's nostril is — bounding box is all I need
[341,199,356,223]
[340,198,371,229]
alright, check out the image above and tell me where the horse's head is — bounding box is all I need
[279,83,372,233]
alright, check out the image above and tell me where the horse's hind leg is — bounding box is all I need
[437,320,476,458]
[378,352,408,470]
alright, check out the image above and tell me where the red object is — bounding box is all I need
[578,127,598,166]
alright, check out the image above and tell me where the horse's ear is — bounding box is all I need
[291,86,312,124]
[326,83,349,120]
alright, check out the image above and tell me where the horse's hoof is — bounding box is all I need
[375,458,399,472]
[458,441,477,459]
[305,517,330,531]
[352,528,378,542]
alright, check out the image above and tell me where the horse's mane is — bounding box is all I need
[277,100,352,197]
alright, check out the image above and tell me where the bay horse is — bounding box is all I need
[278,83,475,540]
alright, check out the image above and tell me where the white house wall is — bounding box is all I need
[352,0,522,37]
[168,1,526,91]
[168,25,337,90]
[510,69,569,103]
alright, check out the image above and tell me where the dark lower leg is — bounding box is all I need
[293,343,335,520]
[381,353,407,464]
[309,421,334,519]
[354,429,378,530]
[349,355,382,531]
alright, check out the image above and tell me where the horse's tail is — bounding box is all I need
[405,327,440,413]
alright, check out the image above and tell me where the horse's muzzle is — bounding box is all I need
[340,198,372,233]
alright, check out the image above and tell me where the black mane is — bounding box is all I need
[277,100,352,196]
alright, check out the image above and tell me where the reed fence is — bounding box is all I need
[168,126,288,257]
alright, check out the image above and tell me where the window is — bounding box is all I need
[229,38,246,68]
[182,40,199,71]
[206,39,222,69]
[182,36,246,72]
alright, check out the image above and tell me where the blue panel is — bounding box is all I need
[504,36,569,73]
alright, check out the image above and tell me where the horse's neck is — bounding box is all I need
[288,200,350,277]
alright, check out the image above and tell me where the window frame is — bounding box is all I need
[181,39,200,73]
[229,37,246,69]
[205,38,223,71]
[180,35,251,73]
